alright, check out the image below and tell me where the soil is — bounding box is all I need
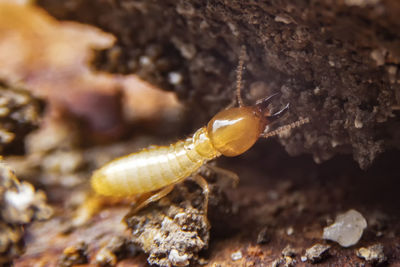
[14,140,400,266]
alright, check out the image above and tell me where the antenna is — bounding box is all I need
[236,46,246,107]
[261,117,310,138]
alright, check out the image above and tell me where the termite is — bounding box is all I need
[90,47,309,214]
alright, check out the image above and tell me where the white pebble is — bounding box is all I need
[168,72,183,85]
[323,209,367,247]
[274,14,292,24]
[354,118,363,128]
[139,56,151,66]
[231,251,242,261]
[286,227,294,236]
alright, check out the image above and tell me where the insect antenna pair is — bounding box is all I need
[234,46,309,138]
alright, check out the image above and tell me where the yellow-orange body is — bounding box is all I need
[91,107,267,197]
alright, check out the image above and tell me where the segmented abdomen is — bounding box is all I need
[91,127,220,196]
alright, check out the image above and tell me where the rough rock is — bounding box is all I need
[125,178,234,267]
[356,243,386,265]
[95,236,138,266]
[0,163,52,265]
[0,83,41,155]
[282,245,297,258]
[256,226,271,244]
[303,243,330,263]
[39,0,400,169]
[58,242,89,267]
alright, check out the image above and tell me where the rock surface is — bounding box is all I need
[39,0,400,169]
[0,84,41,155]
[0,163,52,265]
[124,179,234,267]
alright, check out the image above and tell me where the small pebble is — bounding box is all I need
[322,209,367,247]
[286,227,294,236]
[139,56,151,66]
[168,72,183,85]
[356,244,386,265]
[274,14,293,24]
[256,226,271,244]
[231,251,242,261]
[58,242,88,267]
[304,244,330,263]
[283,256,296,266]
[282,245,296,257]
[95,248,117,266]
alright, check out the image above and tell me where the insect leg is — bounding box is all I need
[73,194,137,227]
[131,185,174,214]
[72,193,104,227]
[192,174,210,216]
[206,164,239,188]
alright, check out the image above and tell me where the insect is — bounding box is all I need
[91,47,309,213]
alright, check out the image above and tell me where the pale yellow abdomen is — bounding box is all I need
[91,127,220,196]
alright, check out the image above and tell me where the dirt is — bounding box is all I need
[199,144,400,266]
[8,131,400,266]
